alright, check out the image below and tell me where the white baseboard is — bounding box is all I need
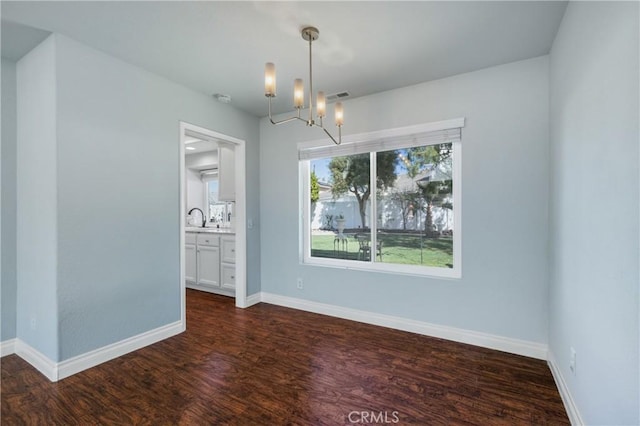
[245,292,261,307]
[1,338,17,357]
[259,292,548,360]
[548,351,584,425]
[57,320,184,380]
[4,320,184,382]
[14,340,58,381]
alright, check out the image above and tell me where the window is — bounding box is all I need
[203,173,233,227]
[299,119,463,278]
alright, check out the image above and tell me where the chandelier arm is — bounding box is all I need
[310,119,341,145]
[268,96,303,125]
[269,116,301,125]
[321,126,341,146]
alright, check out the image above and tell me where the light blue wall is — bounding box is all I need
[16,34,260,361]
[15,35,59,360]
[260,56,550,343]
[1,59,18,341]
[549,2,639,424]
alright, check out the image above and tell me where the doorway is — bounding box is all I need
[179,122,247,326]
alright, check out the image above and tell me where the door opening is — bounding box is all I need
[179,122,248,327]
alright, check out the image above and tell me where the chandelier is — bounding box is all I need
[264,26,343,145]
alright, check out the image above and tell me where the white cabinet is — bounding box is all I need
[185,232,197,284]
[220,236,236,290]
[218,145,235,201]
[186,232,235,297]
[221,264,236,291]
[197,245,220,287]
[195,233,220,289]
[221,237,236,263]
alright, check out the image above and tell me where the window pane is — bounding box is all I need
[376,143,454,268]
[310,154,371,261]
[207,180,230,226]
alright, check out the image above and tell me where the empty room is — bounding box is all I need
[1,1,638,425]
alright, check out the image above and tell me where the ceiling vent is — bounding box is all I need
[326,91,350,102]
[213,93,232,104]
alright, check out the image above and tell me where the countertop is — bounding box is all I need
[186,227,235,234]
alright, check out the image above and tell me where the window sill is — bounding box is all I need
[302,256,461,280]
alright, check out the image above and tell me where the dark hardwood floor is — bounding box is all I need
[2,289,568,425]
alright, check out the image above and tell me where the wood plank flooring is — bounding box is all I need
[2,289,569,425]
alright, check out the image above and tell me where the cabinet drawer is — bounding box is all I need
[197,234,219,247]
[185,232,197,244]
[221,238,236,263]
[221,263,235,290]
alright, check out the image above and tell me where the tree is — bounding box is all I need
[417,178,452,236]
[409,143,453,236]
[387,188,422,230]
[403,143,452,178]
[329,152,398,228]
[310,170,320,204]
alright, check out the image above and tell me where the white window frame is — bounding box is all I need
[299,118,463,279]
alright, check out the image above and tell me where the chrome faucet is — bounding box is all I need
[188,208,206,228]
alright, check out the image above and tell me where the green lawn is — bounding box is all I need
[311,233,453,268]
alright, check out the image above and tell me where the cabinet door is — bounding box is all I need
[185,243,197,284]
[197,245,220,287]
[218,145,235,201]
[221,263,236,291]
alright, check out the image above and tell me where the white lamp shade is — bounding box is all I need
[316,91,326,118]
[264,63,276,96]
[335,102,344,126]
[294,79,304,108]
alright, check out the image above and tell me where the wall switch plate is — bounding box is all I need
[569,347,576,374]
[30,317,37,330]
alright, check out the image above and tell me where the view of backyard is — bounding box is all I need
[308,141,455,270]
[311,232,453,268]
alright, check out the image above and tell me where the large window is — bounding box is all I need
[300,119,463,278]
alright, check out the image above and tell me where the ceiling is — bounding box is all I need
[185,136,218,156]
[1,1,567,118]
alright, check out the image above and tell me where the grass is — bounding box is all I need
[311,233,453,268]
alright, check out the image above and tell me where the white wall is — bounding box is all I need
[260,56,550,345]
[15,33,260,362]
[186,169,205,221]
[185,151,217,221]
[16,36,59,360]
[549,2,639,424]
[1,59,18,342]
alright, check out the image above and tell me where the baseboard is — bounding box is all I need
[1,338,17,357]
[259,292,548,360]
[245,292,261,307]
[14,340,58,381]
[57,320,184,381]
[548,351,584,425]
[5,320,183,382]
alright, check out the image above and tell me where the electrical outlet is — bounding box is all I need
[296,278,303,289]
[569,347,576,374]
[30,317,37,330]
